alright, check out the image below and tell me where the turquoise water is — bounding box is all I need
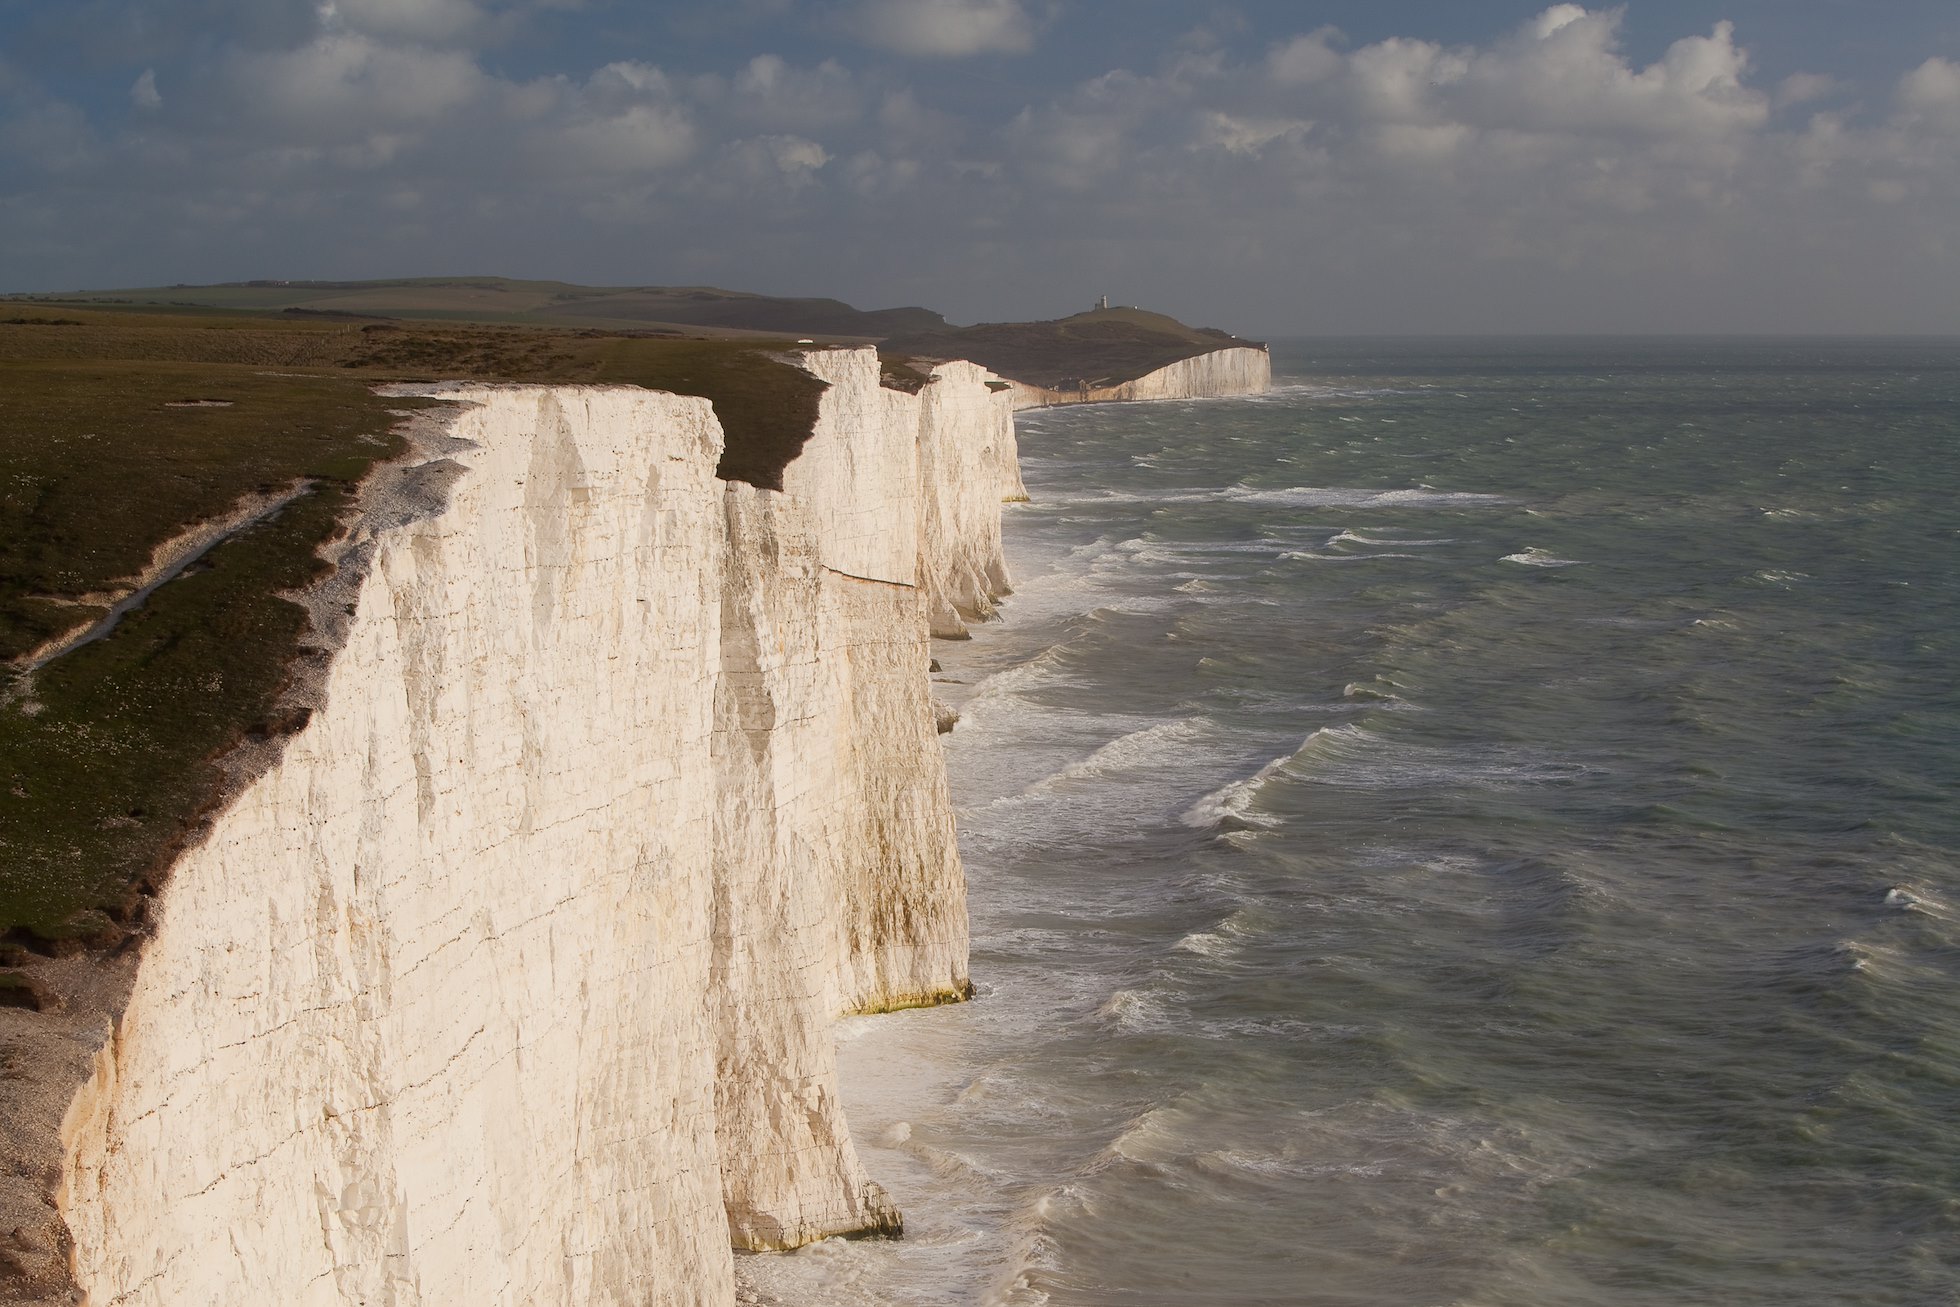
[743,339,1960,1306]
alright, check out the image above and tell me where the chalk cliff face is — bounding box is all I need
[49,350,1019,1306]
[30,340,1260,1306]
[911,360,1027,638]
[1002,344,1272,410]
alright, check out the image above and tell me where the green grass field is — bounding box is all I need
[0,290,1247,948]
[16,276,948,339]
[0,308,823,946]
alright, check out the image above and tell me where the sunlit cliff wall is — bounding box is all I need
[1001,345,1272,410]
[21,339,1270,1305]
[46,350,1019,1307]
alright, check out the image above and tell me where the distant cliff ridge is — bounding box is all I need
[995,344,1273,410]
[0,306,1266,1306]
[880,305,1269,397]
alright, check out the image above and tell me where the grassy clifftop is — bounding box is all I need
[26,276,948,340]
[0,287,1261,949]
[0,309,825,948]
[29,281,1256,392]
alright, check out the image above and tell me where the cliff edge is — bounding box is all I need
[0,320,1264,1305]
[0,349,1021,1306]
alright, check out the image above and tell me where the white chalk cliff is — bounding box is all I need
[1001,344,1272,410]
[28,344,1262,1307]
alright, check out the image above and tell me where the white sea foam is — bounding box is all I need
[961,646,1073,706]
[1199,1015,1355,1041]
[1115,538,1295,572]
[1280,723,1594,792]
[1181,748,1299,829]
[1197,1149,1387,1182]
[1421,854,1492,876]
[1239,383,1329,403]
[1836,937,1916,980]
[1095,988,1170,1032]
[1173,907,1268,961]
[1093,1105,1185,1172]
[1176,721,1591,811]
[1281,550,1423,562]
[1341,681,1410,706]
[1501,547,1584,568]
[1036,488,1224,508]
[1330,528,1455,547]
[1090,597,1178,617]
[1017,718,1212,795]
[1885,883,1957,927]
[1041,484,1508,511]
[1172,930,1232,957]
[1227,484,1510,510]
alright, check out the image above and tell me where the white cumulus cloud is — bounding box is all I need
[228,32,489,141]
[724,133,832,188]
[1775,72,1839,109]
[845,0,1034,58]
[764,134,830,172]
[1267,29,1342,86]
[130,69,163,111]
[555,103,697,173]
[322,0,488,44]
[1898,56,1960,131]
[1439,9,1767,137]
[1195,111,1311,156]
[728,54,865,129]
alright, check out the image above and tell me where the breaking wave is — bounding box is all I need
[1180,749,1299,829]
[1501,547,1584,568]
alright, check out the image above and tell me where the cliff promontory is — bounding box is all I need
[2,348,1020,1306]
[883,305,1272,407]
[0,298,1264,1306]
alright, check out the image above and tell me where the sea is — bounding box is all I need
[740,337,1960,1307]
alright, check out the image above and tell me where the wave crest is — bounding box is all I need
[1501,547,1584,568]
[1181,749,1298,829]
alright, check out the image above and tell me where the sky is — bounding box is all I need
[1,0,1956,334]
